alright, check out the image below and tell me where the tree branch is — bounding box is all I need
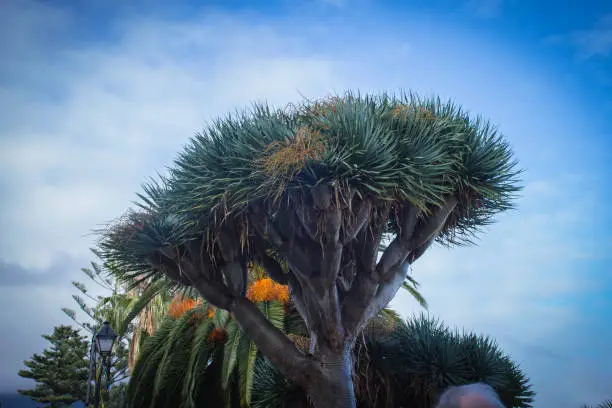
[220,261,248,297]
[375,204,419,280]
[259,253,288,284]
[409,197,458,250]
[319,207,343,287]
[360,262,409,325]
[343,197,457,335]
[287,272,313,331]
[294,206,318,242]
[147,252,191,285]
[364,197,458,320]
[150,248,235,310]
[407,238,433,264]
[249,237,288,284]
[337,256,356,293]
[341,199,372,244]
[180,262,234,309]
[152,243,318,390]
[229,297,314,386]
[248,204,314,276]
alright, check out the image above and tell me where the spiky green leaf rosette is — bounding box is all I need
[99,92,521,286]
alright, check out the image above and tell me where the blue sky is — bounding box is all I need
[0,0,611,406]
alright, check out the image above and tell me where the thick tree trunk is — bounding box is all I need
[306,343,356,408]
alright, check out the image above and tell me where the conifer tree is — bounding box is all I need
[18,325,89,407]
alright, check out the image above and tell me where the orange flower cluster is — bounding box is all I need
[167,296,202,318]
[208,328,227,343]
[246,277,290,304]
[206,306,216,319]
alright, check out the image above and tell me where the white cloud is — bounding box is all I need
[0,12,353,268]
[547,14,612,59]
[0,9,579,268]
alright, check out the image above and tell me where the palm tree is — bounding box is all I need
[127,280,290,408]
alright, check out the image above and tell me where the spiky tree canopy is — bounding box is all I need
[98,92,521,406]
[101,92,519,276]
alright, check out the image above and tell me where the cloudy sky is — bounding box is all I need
[1,0,611,405]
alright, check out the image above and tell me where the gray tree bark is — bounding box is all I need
[148,185,458,408]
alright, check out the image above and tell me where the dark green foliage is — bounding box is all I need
[98,92,521,288]
[367,314,535,408]
[129,311,533,408]
[251,357,306,408]
[253,314,534,408]
[18,326,89,407]
[107,383,129,408]
[127,299,293,408]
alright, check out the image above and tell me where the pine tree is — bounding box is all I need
[18,325,89,407]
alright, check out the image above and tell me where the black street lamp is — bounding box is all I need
[96,321,117,357]
[87,322,117,408]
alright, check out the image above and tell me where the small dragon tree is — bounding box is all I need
[98,92,521,408]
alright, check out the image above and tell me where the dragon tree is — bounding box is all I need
[99,92,521,408]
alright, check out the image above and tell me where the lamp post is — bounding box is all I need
[91,322,117,408]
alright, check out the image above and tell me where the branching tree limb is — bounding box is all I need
[154,242,317,388]
[342,196,458,334]
[229,297,314,386]
[375,204,420,280]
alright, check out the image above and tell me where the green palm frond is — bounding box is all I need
[283,303,309,337]
[152,310,198,406]
[221,321,243,390]
[257,301,286,332]
[128,318,177,408]
[401,276,428,309]
[235,300,287,407]
[182,319,215,408]
[118,279,171,335]
[214,308,231,328]
[237,339,258,407]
